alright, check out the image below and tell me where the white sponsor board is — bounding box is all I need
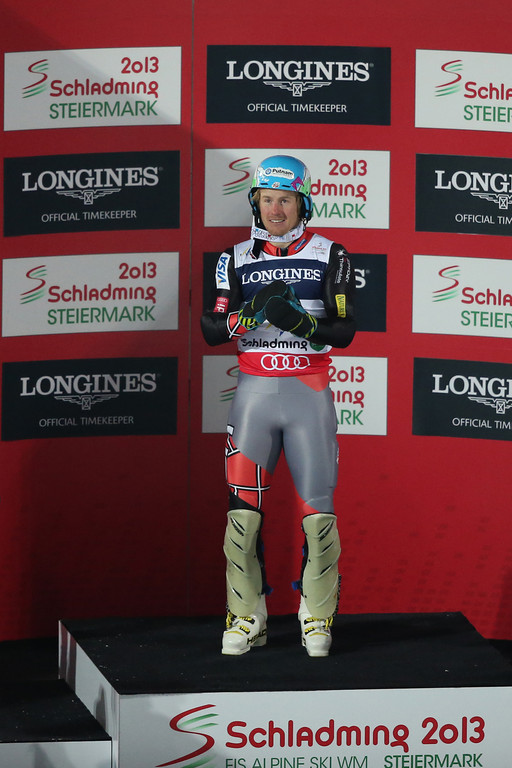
[416,49,512,132]
[202,356,239,433]
[2,252,179,336]
[118,687,510,768]
[204,149,389,230]
[202,355,387,436]
[412,254,512,338]
[4,47,181,130]
[330,355,387,435]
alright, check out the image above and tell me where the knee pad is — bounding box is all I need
[223,508,263,616]
[301,513,341,619]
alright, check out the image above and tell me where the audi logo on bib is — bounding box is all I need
[261,354,310,371]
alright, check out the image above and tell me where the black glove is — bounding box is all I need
[264,295,318,339]
[238,279,289,330]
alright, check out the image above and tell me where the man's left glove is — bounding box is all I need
[264,288,318,339]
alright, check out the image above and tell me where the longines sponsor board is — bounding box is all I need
[4,47,181,130]
[413,358,512,441]
[4,151,180,236]
[203,252,387,333]
[1,357,177,440]
[205,149,390,230]
[202,355,387,435]
[416,49,512,133]
[413,254,512,339]
[416,154,512,236]
[207,45,391,124]
[2,252,179,337]
[339,253,387,332]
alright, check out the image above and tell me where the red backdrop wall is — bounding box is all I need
[1,0,511,641]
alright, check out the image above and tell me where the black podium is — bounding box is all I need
[57,612,512,768]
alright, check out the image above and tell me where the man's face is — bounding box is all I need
[257,189,301,237]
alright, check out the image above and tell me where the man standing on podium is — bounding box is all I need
[201,154,356,657]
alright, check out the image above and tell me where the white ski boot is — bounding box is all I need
[222,596,267,655]
[298,596,332,657]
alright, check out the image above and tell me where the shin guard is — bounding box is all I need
[301,513,341,619]
[223,509,263,617]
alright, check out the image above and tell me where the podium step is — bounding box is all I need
[60,611,512,693]
[59,612,512,768]
[0,678,111,767]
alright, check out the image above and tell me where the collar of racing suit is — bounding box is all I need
[250,218,307,245]
[252,229,313,259]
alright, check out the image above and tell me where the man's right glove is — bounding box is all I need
[237,279,290,330]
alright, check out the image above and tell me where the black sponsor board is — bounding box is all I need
[203,252,386,333]
[416,154,512,237]
[207,45,391,125]
[2,357,177,440]
[4,150,180,236]
[350,253,387,333]
[413,357,512,442]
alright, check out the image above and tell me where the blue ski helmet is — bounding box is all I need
[248,155,313,222]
